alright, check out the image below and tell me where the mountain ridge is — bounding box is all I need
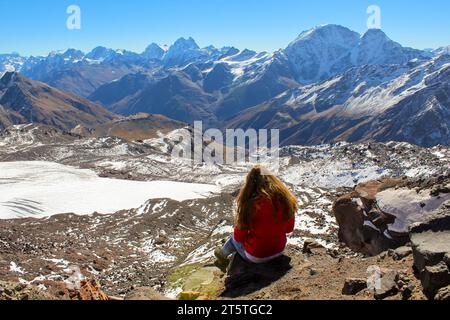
[0,72,117,131]
[1,25,449,147]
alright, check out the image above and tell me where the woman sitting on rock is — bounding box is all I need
[214,165,298,272]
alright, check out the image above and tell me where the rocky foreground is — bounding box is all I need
[0,125,449,300]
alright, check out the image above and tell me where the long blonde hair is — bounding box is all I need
[236,165,298,230]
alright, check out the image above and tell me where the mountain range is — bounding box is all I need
[1,24,449,146]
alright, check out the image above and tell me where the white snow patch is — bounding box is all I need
[9,262,25,274]
[377,187,450,233]
[163,286,183,299]
[183,242,215,265]
[148,250,176,263]
[42,258,71,269]
[0,161,220,219]
[211,225,233,237]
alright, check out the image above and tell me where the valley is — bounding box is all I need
[0,124,448,299]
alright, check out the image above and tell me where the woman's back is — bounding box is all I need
[234,197,295,259]
[215,165,297,270]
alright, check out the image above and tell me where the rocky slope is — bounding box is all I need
[227,54,450,147]
[0,72,117,131]
[96,72,219,125]
[71,113,187,142]
[0,126,448,300]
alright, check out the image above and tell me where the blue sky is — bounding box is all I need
[1,0,449,56]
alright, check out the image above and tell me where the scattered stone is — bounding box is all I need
[92,258,109,272]
[374,271,399,300]
[434,285,450,301]
[401,284,415,300]
[302,240,325,254]
[342,278,367,295]
[379,251,388,260]
[326,248,340,258]
[309,268,318,276]
[392,246,413,261]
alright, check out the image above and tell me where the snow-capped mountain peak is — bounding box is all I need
[62,48,85,60]
[171,37,200,50]
[283,25,432,84]
[350,28,427,66]
[284,24,360,83]
[86,46,118,61]
[360,28,390,41]
[163,37,206,66]
[293,24,359,42]
[142,43,166,60]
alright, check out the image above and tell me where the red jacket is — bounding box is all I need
[234,197,295,259]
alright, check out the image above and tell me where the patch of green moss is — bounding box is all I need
[165,264,224,300]
[166,263,203,291]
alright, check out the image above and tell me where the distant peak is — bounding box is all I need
[294,24,358,42]
[362,28,389,39]
[172,37,199,49]
[304,24,352,33]
[142,43,165,59]
[316,23,347,29]
[90,46,109,52]
[145,43,162,49]
[85,46,117,60]
[241,48,256,54]
[64,48,82,53]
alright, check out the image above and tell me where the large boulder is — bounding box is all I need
[333,178,407,255]
[333,175,450,256]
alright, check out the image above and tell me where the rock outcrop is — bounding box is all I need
[333,178,408,255]
[410,202,450,299]
[435,285,450,300]
[76,279,109,300]
[333,175,450,256]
